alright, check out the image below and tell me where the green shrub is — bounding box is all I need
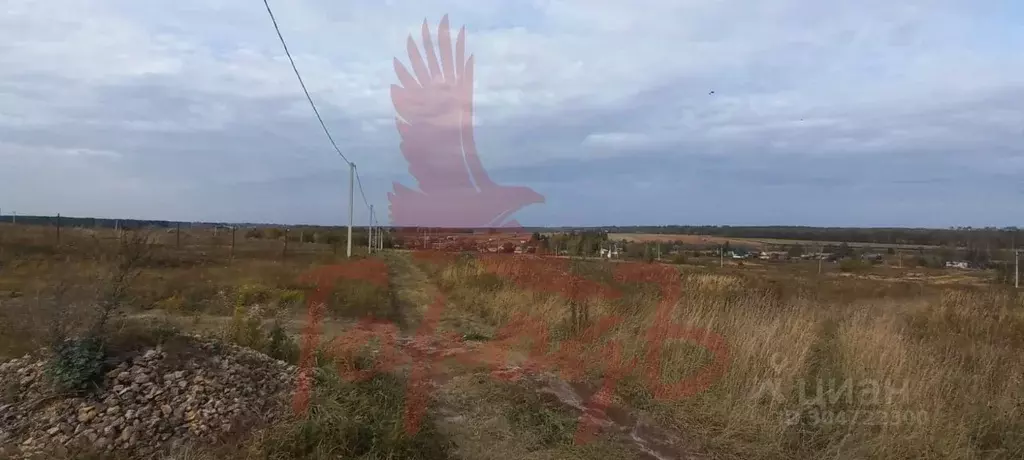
[236,284,275,308]
[228,304,264,350]
[254,369,453,459]
[264,228,284,240]
[275,289,305,309]
[467,272,505,291]
[265,323,299,364]
[839,258,871,273]
[328,281,392,320]
[47,337,105,392]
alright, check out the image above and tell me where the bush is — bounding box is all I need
[47,337,105,393]
[252,370,453,459]
[227,304,264,350]
[329,281,392,320]
[236,284,275,307]
[839,258,871,273]
[265,323,299,363]
[264,228,284,240]
[275,289,305,309]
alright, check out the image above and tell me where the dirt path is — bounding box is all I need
[380,252,710,460]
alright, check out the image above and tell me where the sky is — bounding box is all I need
[1,0,1022,228]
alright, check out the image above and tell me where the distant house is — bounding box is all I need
[945,260,970,269]
[728,249,751,259]
[600,247,621,258]
[758,251,788,260]
[861,253,884,263]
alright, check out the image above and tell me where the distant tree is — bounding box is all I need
[625,243,646,259]
[839,259,870,272]
[887,247,896,255]
[787,244,805,258]
[937,246,956,264]
[643,246,655,263]
[264,228,284,240]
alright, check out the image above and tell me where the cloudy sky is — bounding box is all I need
[1,0,1022,227]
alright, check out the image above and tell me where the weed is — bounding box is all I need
[46,336,105,393]
[250,365,453,459]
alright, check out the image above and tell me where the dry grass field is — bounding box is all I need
[611,233,941,250]
[1,222,1022,459]
[417,253,1024,459]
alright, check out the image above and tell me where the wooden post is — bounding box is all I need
[230,226,236,263]
[283,229,289,259]
[176,222,181,249]
[56,213,61,245]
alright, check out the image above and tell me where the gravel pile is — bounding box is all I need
[0,337,297,459]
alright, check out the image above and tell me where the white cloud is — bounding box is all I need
[0,0,1022,224]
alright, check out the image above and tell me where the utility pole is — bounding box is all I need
[1015,236,1019,289]
[347,163,355,258]
[720,244,724,268]
[368,205,374,254]
[818,244,824,274]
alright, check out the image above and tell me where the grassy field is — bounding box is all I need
[417,253,1023,459]
[611,233,942,250]
[1,223,1022,459]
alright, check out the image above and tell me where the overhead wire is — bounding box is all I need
[262,0,382,229]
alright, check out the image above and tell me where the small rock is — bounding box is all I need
[77,411,95,424]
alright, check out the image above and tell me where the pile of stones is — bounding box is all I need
[0,337,297,459]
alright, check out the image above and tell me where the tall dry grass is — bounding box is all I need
[427,255,1024,460]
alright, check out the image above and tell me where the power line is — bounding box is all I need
[262,0,384,232]
[355,172,370,209]
[261,0,351,166]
